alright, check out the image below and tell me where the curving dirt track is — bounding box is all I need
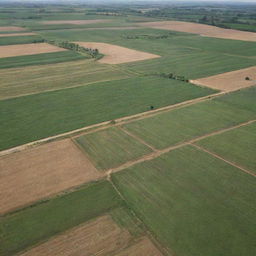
[139,21,256,42]
[0,43,66,58]
[75,42,160,64]
[0,139,102,215]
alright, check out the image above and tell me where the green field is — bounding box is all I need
[0,77,214,151]
[112,145,256,256]
[0,59,130,99]
[0,35,43,45]
[197,122,256,173]
[0,50,86,69]
[123,87,256,149]
[0,180,123,256]
[75,127,152,170]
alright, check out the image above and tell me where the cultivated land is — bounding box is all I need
[196,122,256,174]
[75,41,160,64]
[112,146,256,256]
[0,59,131,99]
[40,19,108,25]
[0,43,66,58]
[0,32,36,37]
[190,66,256,91]
[139,21,256,42]
[75,127,152,170]
[0,76,214,151]
[0,139,102,215]
[0,35,43,46]
[0,26,26,31]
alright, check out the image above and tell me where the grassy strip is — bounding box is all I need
[0,35,43,45]
[75,127,152,170]
[123,87,256,149]
[0,77,215,151]
[0,50,86,69]
[0,180,123,256]
[196,122,256,173]
[112,145,256,256]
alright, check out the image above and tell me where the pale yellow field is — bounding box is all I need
[0,32,36,37]
[0,26,27,31]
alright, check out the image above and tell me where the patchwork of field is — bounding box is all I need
[139,21,256,42]
[40,19,108,25]
[196,121,256,174]
[0,76,215,151]
[0,43,66,58]
[123,87,256,149]
[112,146,256,256]
[0,26,26,31]
[0,59,131,99]
[190,66,256,91]
[75,127,152,170]
[75,41,160,64]
[0,139,102,215]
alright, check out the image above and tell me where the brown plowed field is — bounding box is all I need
[0,32,36,37]
[190,66,256,91]
[19,215,132,256]
[0,43,66,58]
[75,42,160,64]
[114,237,163,256]
[0,139,102,215]
[41,19,108,25]
[0,26,27,31]
[139,21,256,42]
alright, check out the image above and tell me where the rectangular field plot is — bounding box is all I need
[112,146,256,256]
[0,59,130,99]
[0,26,26,31]
[75,127,152,170]
[0,181,122,256]
[0,35,43,45]
[196,122,256,174]
[0,43,66,58]
[123,87,256,149]
[0,77,215,151]
[0,139,102,215]
[0,50,85,69]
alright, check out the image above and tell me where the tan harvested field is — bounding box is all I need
[139,21,256,42]
[19,215,132,256]
[190,66,256,91]
[0,26,27,32]
[114,237,163,256]
[0,32,36,37]
[41,19,108,25]
[0,43,66,58]
[0,139,102,215]
[75,42,160,64]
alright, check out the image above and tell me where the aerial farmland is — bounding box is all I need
[0,1,255,256]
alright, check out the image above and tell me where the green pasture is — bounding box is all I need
[0,35,43,45]
[0,180,122,256]
[0,76,214,151]
[75,127,152,170]
[123,87,256,149]
[197,122,256,173]
[112,145,256,256]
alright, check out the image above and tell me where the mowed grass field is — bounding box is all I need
[75,127,152,170]
[196,122,256,173]
[0,59,131,99]
[0,180,123,256]
[123,87,256,149]
[0,35,43,45]
[112,145,256,256]
[0,50,86,69]
[0,77,214,151]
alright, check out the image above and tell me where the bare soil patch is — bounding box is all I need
[0,32,36,37]
[0,139,102,215]
[75,42,160,64]
[41,19,108,25]
[0,26,27,32]
[190,66,256,92]
[19,215,132,256]
[114,237,163,256]
[139,21,256,42]
[0,43,66,58]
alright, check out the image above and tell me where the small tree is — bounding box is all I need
[245,77,250,81]
[150,106,154,110]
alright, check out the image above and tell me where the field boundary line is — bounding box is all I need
[0,91,225,156]
[191,143,256,178]
[117,126,158,151]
